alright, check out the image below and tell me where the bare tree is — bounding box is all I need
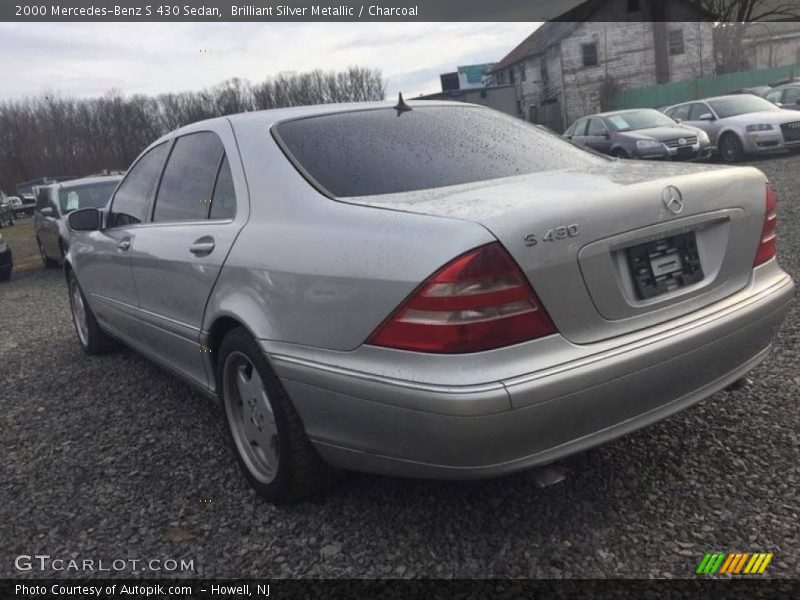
[691,0,800,73]
[0,67,385,194]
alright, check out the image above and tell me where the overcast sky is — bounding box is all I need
[0,22,540,101]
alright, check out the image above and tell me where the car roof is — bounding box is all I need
[159,99,473,140]
[576,108,661,120]
[53,175,123,190]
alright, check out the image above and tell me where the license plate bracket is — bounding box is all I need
[626,232,704,300]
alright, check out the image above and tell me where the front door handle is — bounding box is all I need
[117,238,131,251]
[190,237,215,256]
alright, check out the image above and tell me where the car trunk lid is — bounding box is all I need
[343,160,768,344]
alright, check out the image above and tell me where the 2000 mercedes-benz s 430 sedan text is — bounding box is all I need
[64,101,795,503]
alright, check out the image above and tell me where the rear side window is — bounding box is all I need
[111,142,170,227]
[688,103,711,120]
[274,106,604,198]
[153,132,225,222]
[669,104,690,121]
[35,188,52,210]
[209,156,236,220]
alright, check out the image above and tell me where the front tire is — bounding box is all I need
[68,271,116,354]
[217,327,334,503]
[719,132,744,163]
[38,238,58,268]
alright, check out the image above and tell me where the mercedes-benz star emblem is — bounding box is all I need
[662,185,684,214]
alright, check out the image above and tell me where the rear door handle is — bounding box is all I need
[117,238,131,251]
[190,237,215,256]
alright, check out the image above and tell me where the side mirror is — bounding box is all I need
[601,131,610,139]
[40,207,54,217]
[68,208,101,232]
[698,113,715,121]
[674,117,683,123]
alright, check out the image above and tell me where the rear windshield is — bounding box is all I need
[273,106,605,197]
[59,181,119,214]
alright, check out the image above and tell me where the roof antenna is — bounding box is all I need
[394,92,412,114]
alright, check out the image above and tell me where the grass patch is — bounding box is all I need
[1,218,42,271]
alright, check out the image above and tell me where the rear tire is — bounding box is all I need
[38,238,59,268]
[217,326,334,503]
[612,149,629,159]
[68,270,116,354]
[719,132,744,163]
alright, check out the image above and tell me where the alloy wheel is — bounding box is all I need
[223,351,280,484]
[69,277,89,347]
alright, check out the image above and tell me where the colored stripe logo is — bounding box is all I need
[696,552,773,574]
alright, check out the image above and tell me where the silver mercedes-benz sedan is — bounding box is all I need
[65,100,795,503]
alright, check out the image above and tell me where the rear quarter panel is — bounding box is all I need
[204,116,495,351]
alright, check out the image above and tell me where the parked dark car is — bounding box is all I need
[0,198,16,228]
[765,84,800,110]
[0,233,11,281]
[34,175,121,266]
[563,109,711,160]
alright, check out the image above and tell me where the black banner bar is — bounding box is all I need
[0,0,724,22]
[4,579,800,600]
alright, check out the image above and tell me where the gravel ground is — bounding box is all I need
[1,154,798,580]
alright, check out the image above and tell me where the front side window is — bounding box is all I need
[152,132,225,223]
[587,118,607,136]
[766,89,782,103]
[110,143,170,227]
[273,106,606,198]
[582,43,598,67]
[669,30,685,55]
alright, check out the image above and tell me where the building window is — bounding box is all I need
[627,0,640,11]
[519,65,526,81]
[582,43,598,67]
[669,30,684,55]
[540,60,549,82]
[509,68,515,84]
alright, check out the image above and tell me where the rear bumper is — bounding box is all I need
[264,264,794,479]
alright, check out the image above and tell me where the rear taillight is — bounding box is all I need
[367,242,556,353]
[754,184,778,267]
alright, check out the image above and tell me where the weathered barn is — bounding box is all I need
[489,0,716,132]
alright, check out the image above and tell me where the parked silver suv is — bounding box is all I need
[34,176,121,266]
[65,102,794,503]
